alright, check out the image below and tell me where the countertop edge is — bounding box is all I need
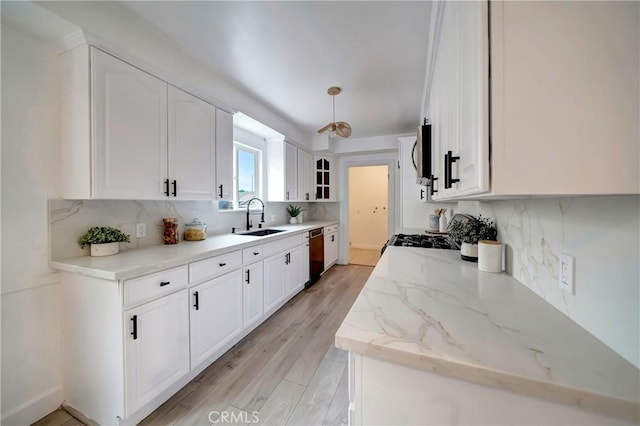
[335,334,640,423]
[50,221,338,281]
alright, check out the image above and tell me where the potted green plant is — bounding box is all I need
[447,215,497,262]
[78,226,131,257]
[286,204,302,224]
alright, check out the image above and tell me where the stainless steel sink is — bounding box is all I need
[238,229,286,237]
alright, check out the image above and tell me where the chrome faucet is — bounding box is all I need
[245,198,265,231]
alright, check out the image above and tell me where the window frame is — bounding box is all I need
[233,141,263,210]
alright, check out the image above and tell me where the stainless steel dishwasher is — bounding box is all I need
[307,227,324,287]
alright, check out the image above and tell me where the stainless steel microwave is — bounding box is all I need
[413,121,432,185]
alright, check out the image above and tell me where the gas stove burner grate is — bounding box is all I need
[389,233,459,250]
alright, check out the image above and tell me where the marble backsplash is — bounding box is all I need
[49,199,314,260]
[458,196,640,368]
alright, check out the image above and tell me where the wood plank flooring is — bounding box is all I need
[32,264,371,426]
[349,248,380,267]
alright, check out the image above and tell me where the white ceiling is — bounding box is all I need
[116,1,431,139]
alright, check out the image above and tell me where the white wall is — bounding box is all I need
[1,22,64,425]
[458,196,640,368]
[348,166,389,250]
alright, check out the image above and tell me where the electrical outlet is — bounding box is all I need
[136,223,146,238]
[559,253,575,294]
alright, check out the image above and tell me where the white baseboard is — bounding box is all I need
[350,244,383,250]
[1,386,64,426]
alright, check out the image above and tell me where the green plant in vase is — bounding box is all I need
[448,215,497,262]
[78,226,131,257]
[286,204,302,224]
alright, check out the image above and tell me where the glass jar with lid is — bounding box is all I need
[184,218,207,241]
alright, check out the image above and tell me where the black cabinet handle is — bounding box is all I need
[420,189,425,200]
[159,281,170,287]
[430,175,438,196]
[445,150,460,189]
[193,291,199,310]
[306,193,309,200]
[164,179,170,196]
[286,191,290,200]
[331,235,335,242]
[285,253,290,265]
[218,184,223,198]
[172,180,177,197]
[131,315,138,340]
[219,262,227,267]
[246,269,251,284]
[253,252,259,256]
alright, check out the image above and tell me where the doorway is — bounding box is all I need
[348,165,388,266]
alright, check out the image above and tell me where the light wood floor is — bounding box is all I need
[349,248,380,267]
[32,264,371,426]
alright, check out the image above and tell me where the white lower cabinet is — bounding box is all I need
[324,225,339,271]
[263,252,287,313]
[264,244,308,314]
[243,261,264,330]
[189,270,243,369]
[124,290,190,416]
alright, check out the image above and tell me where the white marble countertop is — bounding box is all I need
[50,221,337,281]
[335,246,640,422]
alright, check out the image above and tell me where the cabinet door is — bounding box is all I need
[216,109,234,200]
[297,150,313,201]
[314,156,335,201]
[263,253,286,313]
[124,290,189,416]
[284,142,298,201]
[324,232,339,270]
[92,48,168,199]
[190,270,243,369]
[286,245,307,298]
[455,1,489,196]
[168,86,216,199]
[243,261,264,329]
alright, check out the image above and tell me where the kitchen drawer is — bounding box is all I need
[189,250,242,284]
[324,224,339,235]
[262,234,303,257]
[243,244,263,264]
[124,265,188,308]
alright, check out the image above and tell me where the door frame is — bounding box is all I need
[338,153,398,265]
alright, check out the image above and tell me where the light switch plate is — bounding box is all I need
[559,253,575,294]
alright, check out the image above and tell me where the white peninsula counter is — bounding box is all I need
[335,246,639,425]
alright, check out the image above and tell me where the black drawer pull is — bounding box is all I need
[218,184,223,198]
[172,180,177,197]
[159,281,170,287]
[430,175,438,196]
[164,179,170,196]
[253,252,259,255]
[219,262,227,267]
[131,315,138,340]
[193,291,199,310]
[420,189,425,200]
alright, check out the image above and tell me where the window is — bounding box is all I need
[234,142,262,208]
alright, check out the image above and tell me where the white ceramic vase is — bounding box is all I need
[460,242,478,262]
[289,217,298,224]
[90,242,120,257]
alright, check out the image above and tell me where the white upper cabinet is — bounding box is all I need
[430,0,489,200]
[215,108,234,200]
[284,142,298,201]
[428,0,639,199]
[168,86,216,200]
[314,155,337,201]
[60,45,234,200]
[489,1,639,195]
[267,139,311,202]
[91,48,168,199]
[297,149,313,202]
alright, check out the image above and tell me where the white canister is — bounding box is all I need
[478,240,503,273]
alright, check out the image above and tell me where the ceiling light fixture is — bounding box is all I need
[317,86,352,138]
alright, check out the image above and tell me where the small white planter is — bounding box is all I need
[289,217,298,224]
[90,242,120,257]
[460,242,478,262]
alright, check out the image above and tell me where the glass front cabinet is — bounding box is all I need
[314,155,336,201]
